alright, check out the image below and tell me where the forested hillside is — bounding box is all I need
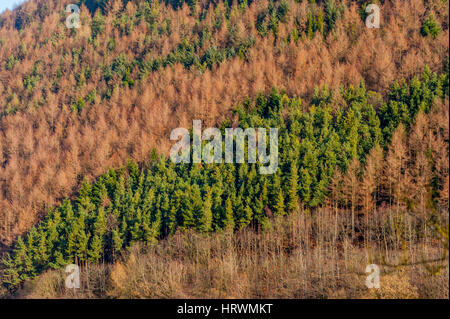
[0,0,448,298]
[0,0,448,246]
[2,65,448,292]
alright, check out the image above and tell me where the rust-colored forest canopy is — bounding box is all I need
[0,0,448,247]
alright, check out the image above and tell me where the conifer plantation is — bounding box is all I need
[0,0,448,299]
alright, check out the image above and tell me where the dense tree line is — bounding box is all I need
[0,0,447,296]
[0,0,447,253]
[1,66,447,291]
[5,0,337,113]
[3,0,445,116]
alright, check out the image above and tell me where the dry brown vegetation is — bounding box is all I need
[7,208,447,299]
[0,0,448,246]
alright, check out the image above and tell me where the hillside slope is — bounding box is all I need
[1,65,448,292]
[0,0,448,246]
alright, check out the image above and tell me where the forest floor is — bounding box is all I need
[4,210,448,299]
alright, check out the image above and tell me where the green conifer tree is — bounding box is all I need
[286,160,299,212]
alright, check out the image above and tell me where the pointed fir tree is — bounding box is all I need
[88,234,103,263]
[111,228,124,260]
[1,254,21,291]
[224,196,235,231]
[199,187,213,233]
[285,160,299,212]
[273,189,286,216]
